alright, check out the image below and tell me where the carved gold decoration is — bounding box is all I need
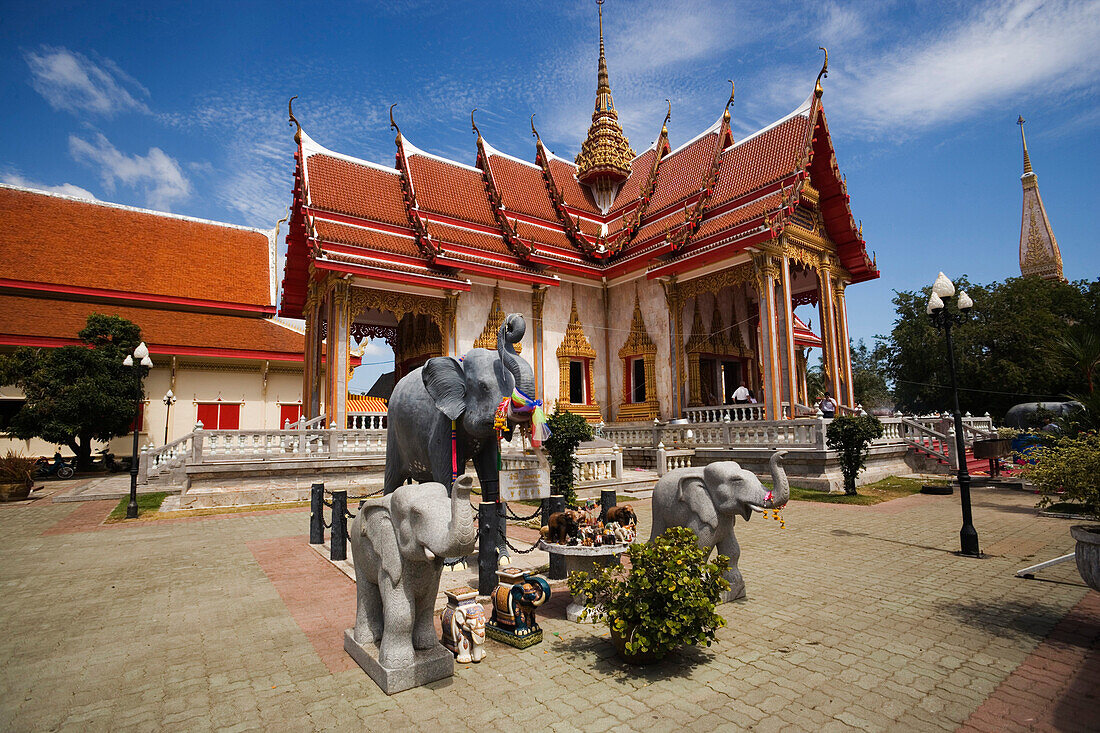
[556,294,597,360]
[618,291,657,357]
[349,287,443,324]
[473,284,522,353]
[556,292,601,422]
[1021,204,1064,280]
[677,263,755,301]
[617,289,659,421]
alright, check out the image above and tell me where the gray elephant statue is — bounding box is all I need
[349,475,477,670]
[384,313,536,495]
[650,451,789,601]
[1004,401,1083,429]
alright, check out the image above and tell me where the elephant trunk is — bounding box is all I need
[442,475,478,557]
[764,450,789,508]
[498,314,536,400]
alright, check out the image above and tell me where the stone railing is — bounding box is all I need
[656,445,695,476]
[140,432,194,483]
[684,405,766,423]
[500,447,623,486]
[347,412,387,430]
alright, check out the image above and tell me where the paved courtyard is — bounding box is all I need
[0,482,1096,732]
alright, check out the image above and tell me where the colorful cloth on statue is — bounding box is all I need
[510,387,550,446]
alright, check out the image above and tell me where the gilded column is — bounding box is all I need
[302,281,319,420]
[661,276,682,418]
[834,280,855,407]
[443,291,459,357]
[327,279,351,428]
[531,285,547,399]
[817,261,842,403]
[753,252,781,421]
[779,250,798,417]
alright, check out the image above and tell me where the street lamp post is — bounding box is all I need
[926,273,980,557]
[123,342,153,519]
[163,389,176,445]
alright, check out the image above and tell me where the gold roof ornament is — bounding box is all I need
[575,0,635,201]
[288,96,302,144]
[815,47,829,98]
[1016,117,1064,281]
[474,284,521,353]
[556,290,597,359]
[619,287,657,357]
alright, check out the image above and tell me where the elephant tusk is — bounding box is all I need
[747,504,766,513]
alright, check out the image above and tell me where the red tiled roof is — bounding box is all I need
[314,219,421,258]
[515,220,572,250]
[0,186,272,307]
[306,154,409,228]
[425,221,510,255]
[546,157,601,215]
[692,193,781,242]
[792,313,821,347]
[645,132,717,213]
[609,147,657,212]
[485,153,559,223]
[0,293,303,356]
[406,153,496,228]
[710,116,809,208]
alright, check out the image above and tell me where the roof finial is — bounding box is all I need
[389,103,401,137]
[274,205,290,241]
[288,96,301,144]
[597,0,608,95]
[530,113,542,144]
[724,80,734,123]
[1017,115,1033,175]
[471,108,481,139]
[663,99,671,135]
[815,47,829,98]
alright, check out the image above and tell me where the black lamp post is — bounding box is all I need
[926,273,980,557]
[123,342,153,520]
[163,389,176,445]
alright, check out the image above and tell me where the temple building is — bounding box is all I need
[1016,117,1064,281]
[280,5,878,428]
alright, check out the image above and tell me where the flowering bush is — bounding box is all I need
[1026,432,1100,520]
[567,527,728,661]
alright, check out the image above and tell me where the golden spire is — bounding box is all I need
[575,0,635,210]
[1017,116,1034,176]
[1016,117,1064,281]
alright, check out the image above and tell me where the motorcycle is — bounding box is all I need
[100,451,129,473]
[35,454,75,480]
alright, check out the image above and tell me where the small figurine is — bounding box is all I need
[540,511,580,544]
[605,504,637,527]
[440,589,487,664]
[486,568,551,648]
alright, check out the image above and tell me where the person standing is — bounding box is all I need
[732,381,750,404]
[819,391,837,418]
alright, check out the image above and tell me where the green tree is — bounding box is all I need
[543,409,592,506]
[850,338,892,411]
[884,276,1099,420]
[825,414,884,495]
[0,314,146,470]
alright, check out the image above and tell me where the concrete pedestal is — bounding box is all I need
[343,629,453,695]
[539,541,630,623]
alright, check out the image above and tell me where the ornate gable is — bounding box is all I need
[473,284,521,353]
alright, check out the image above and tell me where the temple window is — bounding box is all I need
[279,403,303,426]
[616,290,659,421]
[196,401,241,430]
[555,293,601,422]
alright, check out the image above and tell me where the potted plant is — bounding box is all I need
[1025,432,1100,591]
[0,451,38,501]
[567,527,728,664]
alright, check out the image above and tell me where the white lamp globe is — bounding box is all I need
[140,356,154,368]
[133,342,150,359]
[123,355,134,366]
[926,292,944,314]
[957,291,973,311]
[931,272,955,298]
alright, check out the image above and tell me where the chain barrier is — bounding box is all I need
[502,501,542,522]
[499,526,538,554]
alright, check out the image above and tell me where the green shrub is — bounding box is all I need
[1026,432,1100,520]
[826,415,884,495]
[544,409,592,506]
[567,526,728,661]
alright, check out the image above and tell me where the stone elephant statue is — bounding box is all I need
[349,476,477,669]
[1004,401,1083,429]
[383,314,537,496]
[650,451,789,601]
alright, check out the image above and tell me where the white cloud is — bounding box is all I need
[833,0,1100,133]
[25,46,150,117]
[0,172,98,201]
[69,133,190,210]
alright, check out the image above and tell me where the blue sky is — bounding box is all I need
[3,0,1098,392]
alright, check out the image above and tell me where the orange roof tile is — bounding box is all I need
[406,153,497,228]
[646,132,718,213]
[692,193,781,242]
[0,186,272,307]
[314,219,421,258]
[0,294,303,356]
[515,221,572,250]
[609,147,657,212]
[425,221,510,255]
[485,153,559,223]
[546,157,601,215]
[710,116,809,208]
[306,154,410,228]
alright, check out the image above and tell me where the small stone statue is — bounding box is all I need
[440,588,487,664]
[485,568,551,648]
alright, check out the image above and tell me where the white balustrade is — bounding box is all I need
[346,412,387,430]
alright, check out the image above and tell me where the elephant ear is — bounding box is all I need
[677,473,718,532]
[361,505,402,588]
[422,357,466,420]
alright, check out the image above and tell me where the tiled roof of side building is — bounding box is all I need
[314,219,422,258]
[692,193,782,242]
[608,147,657,212]
[515,220,573,250]
[710,115,810,208]
[425,221,511,255]
[546,157,601,215]
[305,153,410,228]
[0,185,273,308]
[0,294,303,356]
[405,151,498,228]
[484,151,560,223]
[644,131,718,214]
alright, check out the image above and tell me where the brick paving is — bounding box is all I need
[0,484,1095,731]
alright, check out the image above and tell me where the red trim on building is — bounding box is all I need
[0,278,275,315]
[0,335,307,363]
[312,258,472,291]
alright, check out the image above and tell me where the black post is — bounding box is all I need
[547,494,566,579]
[309,483,325,544]
[330,490,348,561]
[126,370,140,519]
[943,321,980,557]
[478,501,498,594]
[600,489,617,523]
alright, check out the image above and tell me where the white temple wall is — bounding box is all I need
[605,276,673,420]
[541,281,607,418]
[454,283,495,357]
